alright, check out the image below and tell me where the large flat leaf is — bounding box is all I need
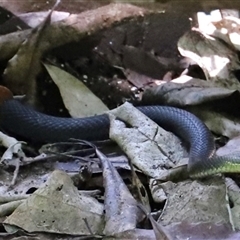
[44,63,109,117]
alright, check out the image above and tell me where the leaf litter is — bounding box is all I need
[1,2,240,240]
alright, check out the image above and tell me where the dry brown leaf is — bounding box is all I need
[3,2,59,102]
[0,4,147,62]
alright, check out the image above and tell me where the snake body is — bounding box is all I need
[0,99,239,178]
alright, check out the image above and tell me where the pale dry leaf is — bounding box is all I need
[4,170,104,235]
[216,136,240,156]
[0,132,22,156]
[109,102,187,178]
[95,148,140,235]
[212,16,240,51]
[225,177,240,230]
[178,30,240,89]
[0,199,25,218]
[165,221,236,239]
[197,9,240,51]
[159,178,231,227]
[149,178,167,203]
[18,11,70,28]
[189,106,240,139]
[44,63,109,117]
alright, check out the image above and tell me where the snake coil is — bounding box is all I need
[0,99,239,178]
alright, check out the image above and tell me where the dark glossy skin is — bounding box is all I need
[0,99,217,177]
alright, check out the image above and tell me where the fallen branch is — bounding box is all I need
[0,3,147,62]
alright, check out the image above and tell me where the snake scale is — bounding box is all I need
[0,99,239,178]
